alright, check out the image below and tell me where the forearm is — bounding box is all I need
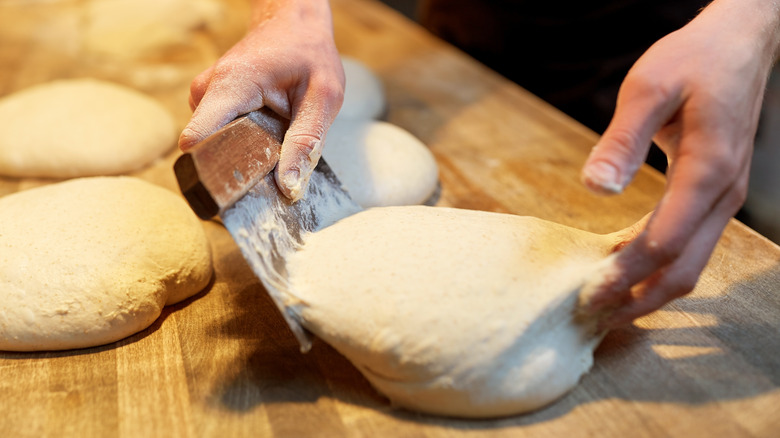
[697,0,780,64]
[249,0,334,28]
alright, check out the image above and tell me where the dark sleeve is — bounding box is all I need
[418,0,708,134]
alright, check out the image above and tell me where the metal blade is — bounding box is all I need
[220,159,361,352]
[174,108,361,352]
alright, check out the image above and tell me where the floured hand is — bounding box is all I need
[179,0,344,201]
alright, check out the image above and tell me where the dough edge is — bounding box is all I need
[0,177,213,351]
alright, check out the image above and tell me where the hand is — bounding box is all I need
[179,0,344,201]
[579,0,780,328]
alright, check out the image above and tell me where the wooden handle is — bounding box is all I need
[174,108,289,219]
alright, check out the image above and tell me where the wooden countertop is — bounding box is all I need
[1,0,779,436]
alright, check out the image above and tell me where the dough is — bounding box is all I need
[287,206,612,418]
[0,78,176,178]
[84,0,223,59]
[323,120,439,207]
[337,56,386,121]
[0,177,213,351]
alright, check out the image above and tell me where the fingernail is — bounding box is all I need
[280,166,315,202]
[583,161,623,194]
[280,169,302,200]
[307,139,324,162]
[178,128,196,151]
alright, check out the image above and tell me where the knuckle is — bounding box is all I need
[190,72,210,94]
[323,80,345,104]
[603,127,642,155]
[208,64,255,92]
[695,148,748,199]
[708,152,742,180]
[210,62,237,81]
[623,70,673,104]
[286,132,324,154]
[309,77,345,109]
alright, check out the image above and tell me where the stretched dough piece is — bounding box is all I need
[0,177,213,351]
[287,206,626,418]
[336,56,386,121]
[323,120,439,207]
[0,78,175,178]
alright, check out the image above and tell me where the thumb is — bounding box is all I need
[178,82,264,151]
[582,78,681,195]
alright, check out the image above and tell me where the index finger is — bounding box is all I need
[275,70,344,201]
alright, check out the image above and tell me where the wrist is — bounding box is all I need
[770,1,780,62]
[699,0,780,63]
[756,0,780,62]
[251,0,333,28]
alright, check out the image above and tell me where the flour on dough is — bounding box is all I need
[337,56,386,121]
[0,177,213,351]
[287,206,611,418]
[323,120,438,207]
[0,78,175,178]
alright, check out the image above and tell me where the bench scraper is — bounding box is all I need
[173,108,361,352]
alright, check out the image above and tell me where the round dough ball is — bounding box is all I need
[337,56,386,121]
[323,120,439,208]
[0,78,176,178]
[0,177,213,351]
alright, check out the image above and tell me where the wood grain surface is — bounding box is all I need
[1,0,779,437]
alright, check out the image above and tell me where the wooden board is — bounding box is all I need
[1,0,779,436]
